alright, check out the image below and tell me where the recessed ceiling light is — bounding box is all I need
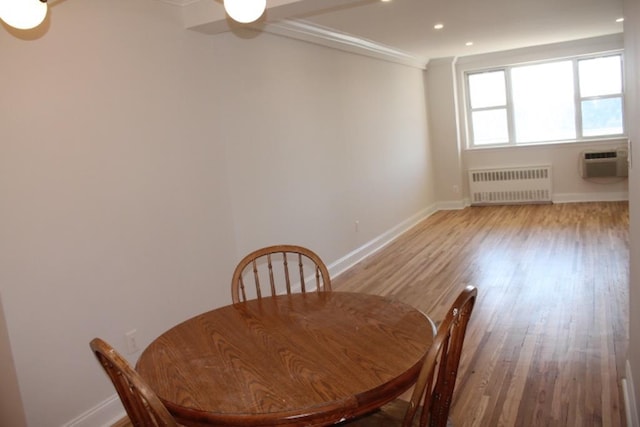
[616,17,624,23]
[434,23,444,30]
[381,0,392,2]
[465,41,474,46]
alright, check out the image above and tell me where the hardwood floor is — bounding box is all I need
[114,202,628,427]
[332,202,629,427]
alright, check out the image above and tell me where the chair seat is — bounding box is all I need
[344,399,453,427]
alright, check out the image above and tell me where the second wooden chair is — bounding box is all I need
[231,244,331,303]
[340,285,478,427]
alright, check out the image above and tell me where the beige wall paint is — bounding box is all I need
[0,1,434,426]
[212,29,433,258]
[1,2,239,426]
[623,0,640,421]
[426,58,464,207]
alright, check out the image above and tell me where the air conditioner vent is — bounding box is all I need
[584,151,617,160]
[581,149,628,178]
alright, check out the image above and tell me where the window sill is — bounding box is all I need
[465,136,628,152]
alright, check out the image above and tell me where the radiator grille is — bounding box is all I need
[468,165,552,205]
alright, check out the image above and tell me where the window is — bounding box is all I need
[579,55,624,137]
[468,71,509,145]
[466,53,624,147]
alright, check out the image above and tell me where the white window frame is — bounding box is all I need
[463,51,625,149]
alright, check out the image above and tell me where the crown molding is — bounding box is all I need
[158,0,429,69]
[261,19,429,70]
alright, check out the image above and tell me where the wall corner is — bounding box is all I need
[625,360,640,427]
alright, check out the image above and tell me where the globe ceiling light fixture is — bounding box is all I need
[0,0,48,30]
[224,0,266,24]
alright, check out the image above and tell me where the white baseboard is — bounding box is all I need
[625,360,639,427]
[553,191,629,203]
[62,395,125,427]
[328,204,438,279]
[435,200,467,211]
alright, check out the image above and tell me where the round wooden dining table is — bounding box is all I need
[136,291,434,427]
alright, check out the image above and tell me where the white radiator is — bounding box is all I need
[468,165,552,205]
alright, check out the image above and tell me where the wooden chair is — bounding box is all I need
[231,244,332,303]
[90,338,178,427]
[341,285,478,427]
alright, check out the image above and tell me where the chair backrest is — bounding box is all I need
[231,244,332,303]
[403,285,478,427]
[90,338,178,427]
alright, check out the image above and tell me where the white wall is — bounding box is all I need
[464,140,629,202]
[212,29,434,258]
[426,58,465,208]
[0,1,434,426]
[623,0,640,423]
[0,1,239,425]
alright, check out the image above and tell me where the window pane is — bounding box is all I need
[511,61,576,143]
[579,56,622,97]
[582,97,624,136]
[471,109,509,145]
[468,71,506,109]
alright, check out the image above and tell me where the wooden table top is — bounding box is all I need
[136,291,434,427]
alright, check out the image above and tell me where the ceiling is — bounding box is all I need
[298,0,624,61]
[182,0,624,65]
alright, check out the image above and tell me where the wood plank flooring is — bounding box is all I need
[114,202,628,427]
[332,202,629,427]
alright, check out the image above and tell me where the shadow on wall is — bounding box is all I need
[0,292,27,427]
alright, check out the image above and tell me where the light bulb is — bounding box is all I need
[0,0,47,30]
[224,0,266,24]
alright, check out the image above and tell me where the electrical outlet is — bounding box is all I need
[453,185,460,194]
[125,329,139,354]
[355,220,359,232]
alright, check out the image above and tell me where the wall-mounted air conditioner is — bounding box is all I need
[581,149,628,179]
